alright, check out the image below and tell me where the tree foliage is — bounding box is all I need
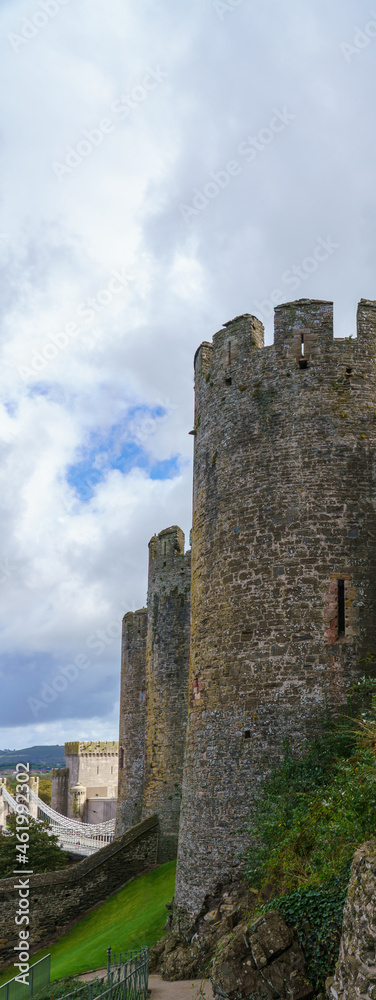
[0,813,68,879]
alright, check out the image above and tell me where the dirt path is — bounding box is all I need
[77,969,213,1000]
[149,976,213,998]
[78,968,213,998]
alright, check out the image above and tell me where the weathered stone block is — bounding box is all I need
[327,839,376,1000]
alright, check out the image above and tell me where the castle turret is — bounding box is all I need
[51,768,69,816]
[0,778,7,831]
[70,781,86,820]
[173,299,376,928]
[116,608,147,836]
[28,776,39,819]
[142,526,191,862]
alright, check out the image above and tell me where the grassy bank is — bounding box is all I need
[0,861,176,985]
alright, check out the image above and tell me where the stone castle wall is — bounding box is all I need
[173,298,376,926]
[115,528,191,862]
[142,527,191,862]
[0,815,158,968]
[116,608,147,836]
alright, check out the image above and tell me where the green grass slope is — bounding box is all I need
[0,862,176,984]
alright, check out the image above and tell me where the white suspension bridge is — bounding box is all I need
[0,783,115,856]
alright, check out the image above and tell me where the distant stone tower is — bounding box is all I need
[116,608,147,836]
[52,742,118,823]
[174,299,376,927]
[51,768,69,815]
[141,527,191,862]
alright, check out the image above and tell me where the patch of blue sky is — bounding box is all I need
[150,456,181,480]
[66,406,181,501]
[27,382,66,404]
[4,399,18,417]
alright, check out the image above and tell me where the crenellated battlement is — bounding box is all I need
[193,299,376,383]
[357,298,376,349]
[148,525,186,569]
[122,608,147,640]
[194,315,265,379]
[65,740,118,757]
[274,298,333,361]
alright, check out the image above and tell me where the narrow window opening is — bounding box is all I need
[301,334,305,357]
[119,747,124,770]
[225,377,232,386]
[228,340,232,365]
[299,359,308,369]
[338,579,345,636]
[96,765,99,775]
[346,368,353,375]
[244,730,251,740]
[163,540,166,558]
[137,618,141,634]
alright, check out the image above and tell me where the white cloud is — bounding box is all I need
[0,0,375,747]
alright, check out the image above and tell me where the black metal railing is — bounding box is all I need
[59,948,149,1000]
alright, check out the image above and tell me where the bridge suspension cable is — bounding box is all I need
[1,786,115,856]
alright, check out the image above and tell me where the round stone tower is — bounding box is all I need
[116,608,147,837]
[142,526,191,862]
[174,298,376,927]
[51,768,69,816]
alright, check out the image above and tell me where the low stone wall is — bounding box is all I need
[0,814,159,968]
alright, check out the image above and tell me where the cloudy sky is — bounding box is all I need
[0,0,375,751]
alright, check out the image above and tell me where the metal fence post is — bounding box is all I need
[107,948,111,980]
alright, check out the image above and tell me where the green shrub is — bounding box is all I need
[31,978,83,1000]
[0,813,68,878]
[265,869,350,989]
[245,719,376,893]
[245,711,376,989]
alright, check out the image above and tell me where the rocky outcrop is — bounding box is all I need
[150,881,251,980]
[327,839,376,1000]
[211,911,312,1000]
[150,880,312,999]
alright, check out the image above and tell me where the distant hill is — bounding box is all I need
[0,745,65,771]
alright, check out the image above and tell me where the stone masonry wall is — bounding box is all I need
[142,527,191,863]
[116,608,147,836]
[174,298,376,927]
[0,815,158,968]
[51,768,69,816]
[327,839,376,1000]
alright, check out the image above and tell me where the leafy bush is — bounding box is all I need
[265,869,350,989]
[246,719,376,893]
[31,978,84,1000]
[0,813,68,879]
[245,711,376,989]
